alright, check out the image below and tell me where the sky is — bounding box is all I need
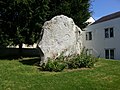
[91,0,120,20]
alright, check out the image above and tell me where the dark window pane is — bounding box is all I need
[110,28,114,37]
[86,33,88,40]
[86,32,92,40]
[105,29,109,38]
[89,32,92,40]
[110,49,114,59]
[105,50,109,59]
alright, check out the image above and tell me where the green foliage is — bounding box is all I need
[41,60,54,72]
[48,0,92,29]
[41,60,66,72]
[40,52,98,72]
[0,0,91,47]
[66,54,98,69]
[53,61,66,72]
[65,47,98,69]
[0,0,50,47]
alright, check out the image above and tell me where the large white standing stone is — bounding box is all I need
[37,15,83,64]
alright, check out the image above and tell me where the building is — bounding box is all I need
[85,17,95,25]
[7,43,37,48]
[83,11,120,60]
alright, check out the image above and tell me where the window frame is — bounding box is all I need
[105,49,115,59]
[86,31,92,40]
[104,27,114,38]
[86,49,93,55]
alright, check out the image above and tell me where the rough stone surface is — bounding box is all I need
[37,15,83,64]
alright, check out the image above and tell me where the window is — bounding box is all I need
[105,27,114,38]
[86,32,92,40]
[105,49,114,59]
[86,49,93,55]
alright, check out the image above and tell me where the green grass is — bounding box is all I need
[0,58,120,90]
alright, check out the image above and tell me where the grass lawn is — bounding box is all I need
[0,58,120,90]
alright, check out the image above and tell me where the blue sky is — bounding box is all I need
[91,0,120,20]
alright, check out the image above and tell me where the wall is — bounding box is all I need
[7,43,37,48]
[0,48,40,59]
[83,17,120,60]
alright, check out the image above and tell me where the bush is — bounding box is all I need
[66,54,98,69]
[40,49,99,71]
[79,54,97,68]
[53,61,66,72]
[41,60,66,72]
[42,60,54,71]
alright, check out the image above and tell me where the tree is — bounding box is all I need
[48,0,91,29]
[0,0,50,48]
[0,0,91,48]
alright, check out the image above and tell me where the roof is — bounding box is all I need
[92,11,120,25]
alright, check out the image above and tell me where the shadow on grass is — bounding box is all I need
[19,57,41,66]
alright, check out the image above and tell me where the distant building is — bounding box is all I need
[85,17,95,25]
[83,11,120,60]
[7,43,37,48]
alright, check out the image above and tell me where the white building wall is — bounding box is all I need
[83,17,120,60]
[7,43,37,48]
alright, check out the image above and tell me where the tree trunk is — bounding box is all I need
[19,43,23,58]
